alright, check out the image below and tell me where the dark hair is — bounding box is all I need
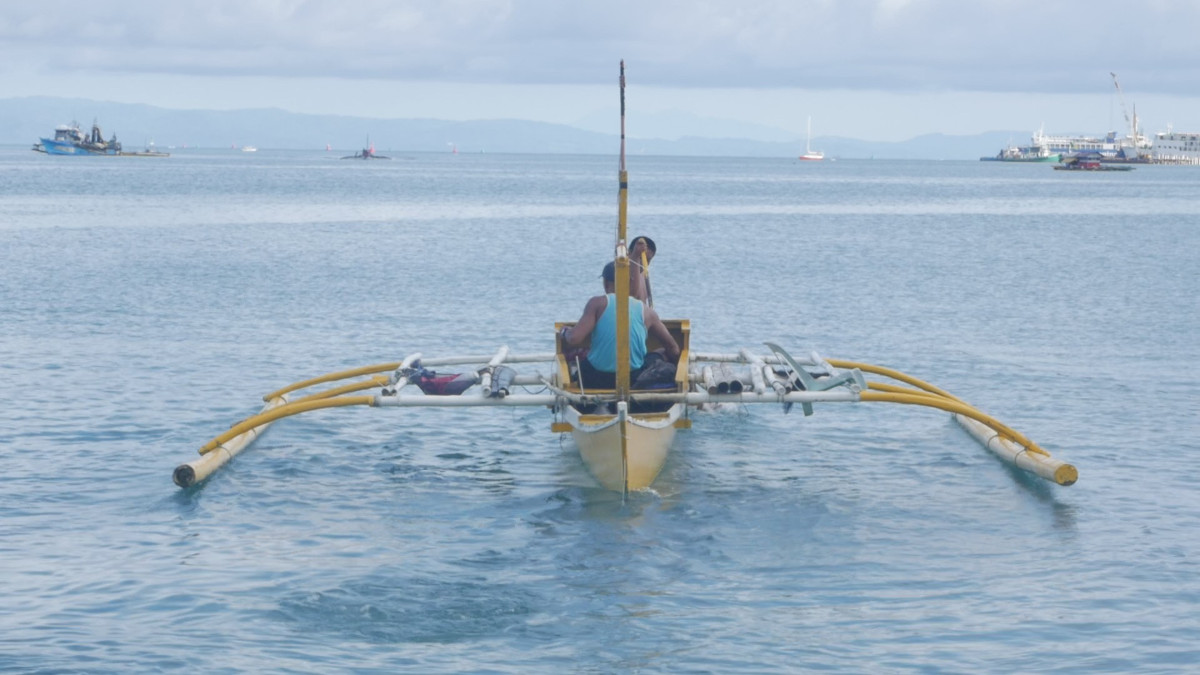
[632,236,656,255]
[601,261,615,282]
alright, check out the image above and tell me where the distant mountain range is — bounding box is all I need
[3,96,1031,160]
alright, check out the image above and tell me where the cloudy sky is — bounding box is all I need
[4,0,1200,141]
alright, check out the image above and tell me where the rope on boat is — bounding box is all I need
[641,248,653,308]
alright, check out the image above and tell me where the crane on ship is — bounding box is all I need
[1110,72,1144,160]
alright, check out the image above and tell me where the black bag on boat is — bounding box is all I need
[633,354,677,389]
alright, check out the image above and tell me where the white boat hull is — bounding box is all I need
[563,402,683,491]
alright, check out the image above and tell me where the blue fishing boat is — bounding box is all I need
[33,121,122,155]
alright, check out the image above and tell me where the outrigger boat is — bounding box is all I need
[174,63,1078,495]
[341,138,390,160]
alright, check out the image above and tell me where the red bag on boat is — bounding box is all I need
[413,370,476,396]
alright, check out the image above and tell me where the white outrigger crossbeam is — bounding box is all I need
[174,344,1077,490]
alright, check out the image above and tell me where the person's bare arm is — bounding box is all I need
[643,306,680,361]
[629,239,653,302]
[563,296,606,347]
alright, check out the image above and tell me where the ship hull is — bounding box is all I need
[39,138,119,156]
[981,154,1061,163]
[39,138,92,155]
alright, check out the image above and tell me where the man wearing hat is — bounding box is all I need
[629,236,655,303]
[560,257,679,390]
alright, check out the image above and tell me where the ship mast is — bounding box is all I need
[614,61,631,399]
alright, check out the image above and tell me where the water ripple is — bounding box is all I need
[2,151,1198,671]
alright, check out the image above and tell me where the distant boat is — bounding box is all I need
[123,141,170,158]
[241,145,257,152]
[33,121,122,155]
[1036,128,1147,161]
[1054,153,1135,171]
[981,143,1060,162]
[799,116,824,161]
[341,138,389,160]
[1149,129,1200,164]
[325,143,332,152]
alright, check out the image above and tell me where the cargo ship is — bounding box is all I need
[1148,129,1200,164]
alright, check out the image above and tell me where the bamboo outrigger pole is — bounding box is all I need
[173,396,289,487]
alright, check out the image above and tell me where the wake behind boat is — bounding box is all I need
[174,63,1077,496]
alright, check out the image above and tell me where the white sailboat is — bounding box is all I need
[799,116,824,161]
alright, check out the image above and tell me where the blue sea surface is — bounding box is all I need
[2,147,1198,672]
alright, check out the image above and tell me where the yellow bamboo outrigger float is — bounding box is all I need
[173,62,1077,494]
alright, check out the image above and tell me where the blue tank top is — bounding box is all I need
[587,294,647,372]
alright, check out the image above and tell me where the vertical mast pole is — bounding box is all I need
[614,61,631,399]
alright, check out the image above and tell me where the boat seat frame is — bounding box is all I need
[554,319,691,398]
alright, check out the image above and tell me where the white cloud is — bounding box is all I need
[2,0,1198,94]
[4,0,1200,139]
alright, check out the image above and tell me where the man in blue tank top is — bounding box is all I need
[561,260,680,389]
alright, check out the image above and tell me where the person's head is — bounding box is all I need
[631,236,657,263]
[601,261,616,292]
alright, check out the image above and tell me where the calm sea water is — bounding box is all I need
[2,147,1198,673]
